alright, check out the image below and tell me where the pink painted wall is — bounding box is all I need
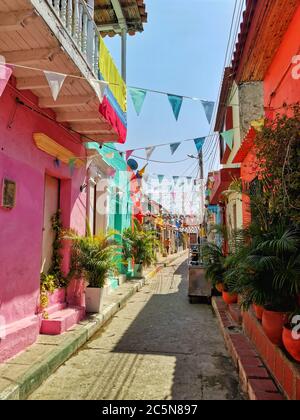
[0,81,87,328]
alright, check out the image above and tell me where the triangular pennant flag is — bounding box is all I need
[0,56,12,97]
[221,129,234,150]
[158,175,164,184]
[145,146,155,160]
[251,118,265,132]
[68,158,76,176]
[187,177,192,185]
[194,137,205,153]
[167,94,183,121]
[89,78,109,102]
[126,150,134,161]
[138,164,148,178]
[44,71,67,101]
[201,101,215,124]
[129,87,147,116]
[170,142,181,155]
[173,176,179,185]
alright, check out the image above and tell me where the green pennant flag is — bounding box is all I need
[170,142,181,155]
[68,158,76,176]
[221,129,234,150]
[158,175,164,184]
[167,94,183,121]
[129,87,147,116]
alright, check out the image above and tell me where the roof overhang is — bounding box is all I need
[209,168,241,205]
[232,127,256,164]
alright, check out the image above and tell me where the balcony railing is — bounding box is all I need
[47,0,99,75]
[46,0,126,113]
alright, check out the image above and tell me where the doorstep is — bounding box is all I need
[0,251,187,400]
[212,297,285,400]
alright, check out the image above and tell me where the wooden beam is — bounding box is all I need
[39,95,93,108]
[56,111,101,123]
[71,122,112,134]
[0,9,35,32]
[84,133,120,142]
[1,48,61,65]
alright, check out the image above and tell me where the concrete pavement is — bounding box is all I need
[29,256,243,400]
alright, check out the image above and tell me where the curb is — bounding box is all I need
[212,297,285,400]
[0,252,187,400]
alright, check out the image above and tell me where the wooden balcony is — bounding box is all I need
[0,0,125,142]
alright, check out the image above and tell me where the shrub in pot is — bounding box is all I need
[123,223,159,278]
[67,229,119,313]
[203,242,227,294]
[226,225,300,344]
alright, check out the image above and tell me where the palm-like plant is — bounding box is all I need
[203,242,227,289]
[66,229,119,288]
[226,225,300,310]
[123,223,159,268]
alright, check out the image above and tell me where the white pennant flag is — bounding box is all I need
[44,71,67,101]
[145,146,155,160]
[0,55,12,97]
[90,79,109,103]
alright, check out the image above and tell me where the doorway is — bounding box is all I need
[41,174,60,273]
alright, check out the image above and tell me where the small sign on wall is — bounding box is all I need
[1,179,16,209]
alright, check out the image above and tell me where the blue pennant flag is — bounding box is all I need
[194,137,205,153]
[173,176,179,185]
[129,87,147,116]
[201,101,215,124]
[170,142,181,155]
[167,94,183,121]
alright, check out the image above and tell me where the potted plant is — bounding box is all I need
[203,242,236,300]
[67,229,118,313]
[123,223,159,278]
[282,313,300,362]
[227,225,300,345]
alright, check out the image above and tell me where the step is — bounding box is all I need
[40,306,85,336]
[45,302,67,316]
[0,316,40,363]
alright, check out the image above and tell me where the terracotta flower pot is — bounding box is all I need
[216,283,225,293]
[282,326,300,362]
[262,309,289,346]
[253,304,264,321]
[222,291,238,305]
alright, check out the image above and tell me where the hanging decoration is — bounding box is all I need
[68,158,76,176]
[170,142,181,155]
[201,101,215,124]
[251,118,265,132]
[194,137,205,153]
[158,175,164,184]
[167,94,183,121]
[173,176,179,185]
[137,164,148,178]
[187,177,193,185]
[44,71,67,101]
[54,157,60,168]
[145,146,155,161]
[0,56,12,97]
[89,79,109,103]
[127,159,138,171]
[221,129,234,150]
[126,150,134,161]
[129,87,147,116]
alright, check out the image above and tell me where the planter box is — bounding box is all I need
[85,287,104,314]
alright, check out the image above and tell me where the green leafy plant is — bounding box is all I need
[40,273,57,318]
[226,224,300,311]
[122,222,160,268]
[48,210,66,288]
[203,242,228,289]
[66,228,119,288]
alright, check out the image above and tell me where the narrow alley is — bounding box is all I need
[29,256,243,400]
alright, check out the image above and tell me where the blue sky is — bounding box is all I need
[105,0,235,182]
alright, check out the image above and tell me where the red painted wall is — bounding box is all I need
[264,4,300,111]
